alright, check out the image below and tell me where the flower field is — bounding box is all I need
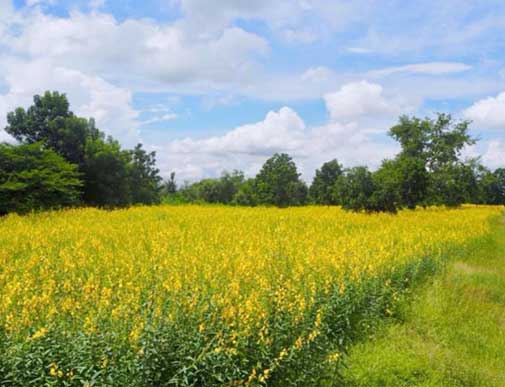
[0,205,500,386]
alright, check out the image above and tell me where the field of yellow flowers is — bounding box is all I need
[0,205,500,386]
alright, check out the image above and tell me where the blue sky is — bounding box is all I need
[1,0,505,181]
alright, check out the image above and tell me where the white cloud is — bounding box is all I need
[464,91,505,129]
[2,9,268,89]
[301,66,335,83]
[347,47,373,54]
[368,62,472,77]
[157,87,401,181]
[324,81,404,122]
[482,140,505,168]
[141,113,178,126]
[0,59,140,146]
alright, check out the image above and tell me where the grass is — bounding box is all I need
[341,213,505,387]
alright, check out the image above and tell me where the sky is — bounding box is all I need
[0,0,505,182]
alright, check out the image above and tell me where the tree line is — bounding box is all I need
[1,91,504,215]
[167,114,505,211]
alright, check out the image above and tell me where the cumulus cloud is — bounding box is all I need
[482,140,505,168]
[0,59,140,146]
[464,91,505,129]
[324,81,404,122]
[157,83,402,181]
[2,8,268,89]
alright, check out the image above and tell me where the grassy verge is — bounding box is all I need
[342,214,505,387]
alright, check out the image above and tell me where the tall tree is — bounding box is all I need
[5,91,163,209]
[389,114,475,207]
[128,144,162,205]
[0,143,82,215]
[309,159,343,205]
[5,91,90,165]
[255,153,308,207]
[82,137,131,207]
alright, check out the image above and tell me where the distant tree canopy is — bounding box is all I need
[166,114,504,212]
[2,91,162,213]
[1,91,504,215]
[255,153,308,207]
[310,159,343,205]
[173,155,308,207]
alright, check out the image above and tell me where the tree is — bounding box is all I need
[475,167,505,205]
[0,143,82,215]
[5,91,91,165]
[128,144,162,205]
[233,178,259,206]
[4,91,163,209]
[389,114,476,207]
[493,168,505,205]
[370,160,402,213]
[309,159,343,205]
[255,153,308,207]
[164,172,177,194]
[334,166,376,212]
[179,171,246,204]
[82,137,131,207]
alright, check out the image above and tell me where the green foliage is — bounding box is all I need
[334,167,376,212]
[370,160,403,213]
[82,137,132,207]
[178,170,245,204]
[5,91,91,165]
[255,153,308,207]
[128,144,162,205]
[232,178,259,206]
[2,91,162,212]
[310,159,343,205]
[389,114,476,208]
[163,172,177,195]
[0,143,81,214]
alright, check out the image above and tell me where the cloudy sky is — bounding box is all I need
[1,0,505,182]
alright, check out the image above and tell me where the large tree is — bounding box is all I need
[128,144,162,205]
[4,91,162,209]
[0,143,82,215]
[309,159,343,205]
[388,114,475,207]
[255,153,308,207]
[5,91,90,165]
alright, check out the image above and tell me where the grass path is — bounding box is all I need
[341,214,505,386]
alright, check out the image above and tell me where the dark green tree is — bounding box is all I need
[334,166,376,212]
[0,143,82,215]
[5,91,163,209]
[255,153,308,207]
[370,160,403,213]
[233,178,259,206]
[389,114,476,207]
[128,144,162,205]
[309,159,343,205]
[5,91,91,165]
[179,171,245,204]
[164,172,177,194]
[492,168,505,205]
[82,137,131,207]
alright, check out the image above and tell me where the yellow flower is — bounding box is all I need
[30,327,48,340]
